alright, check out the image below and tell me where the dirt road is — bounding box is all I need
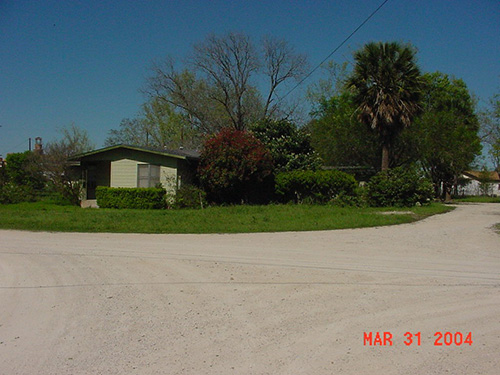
[0,203,499,374]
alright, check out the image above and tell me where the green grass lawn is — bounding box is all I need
[453,196,500,203]
[0,202,453,234]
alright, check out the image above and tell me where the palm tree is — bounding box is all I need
[347,42,422,171]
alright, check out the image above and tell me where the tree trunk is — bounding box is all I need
[444,185,452,202]
[381,143,390,171]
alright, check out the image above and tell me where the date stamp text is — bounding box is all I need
[363,331,473,346]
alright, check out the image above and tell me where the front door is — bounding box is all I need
[86,167,98,199]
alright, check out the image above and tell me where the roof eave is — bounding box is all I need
[69,144,199,161]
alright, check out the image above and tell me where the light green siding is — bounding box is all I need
[160,165,178,193]
[110,158,179,190]
[110,159,142,188]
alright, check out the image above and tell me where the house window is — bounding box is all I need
[137,164,160,188]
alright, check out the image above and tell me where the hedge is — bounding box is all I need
[172,184,207,209]
[366,167,434,207]
[95,187,166,209]
[275,169,357,204]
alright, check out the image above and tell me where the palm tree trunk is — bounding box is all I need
[381,143,390,171]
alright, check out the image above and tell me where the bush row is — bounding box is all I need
[274,166,434,207]
[94,185,208,210]
[365,166,434,207]
[275,169,357,204]
[92,166,434,209]
[96,187,166,209]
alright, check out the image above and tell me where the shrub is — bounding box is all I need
[251,119,323,172]
[5,151,46,191]
[96,187,166,209]
[275,169,357,204]
[0,152,46,204]
[0,183,38,204]
[172,185,207,209]
[198,128,274,204]
[328,190,365,207]
[366,166,434,207]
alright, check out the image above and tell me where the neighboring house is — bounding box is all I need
[456,170,500,197]
[70,144,200,207]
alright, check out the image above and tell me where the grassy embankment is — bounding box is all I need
[0,201,453,234]
[453,196,500,203]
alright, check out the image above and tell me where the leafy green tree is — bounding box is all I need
[347,42,422,170]
[0,161,5,186]
[251,118,322,172]
[105,98,199,149]
[105,118,149,147]
[307,91,380,172]
[198,128,274,204]
[4,151,44,189]
[307,61,350,115]
[146,67,233,135]
[142,97,199,149]
[414,72,481,199]
[0,151,45,203]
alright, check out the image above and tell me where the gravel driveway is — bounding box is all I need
[0,203,499,374]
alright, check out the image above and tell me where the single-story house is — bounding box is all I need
[70,144,200,207]
[456,170,500,197]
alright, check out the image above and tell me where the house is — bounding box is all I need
[456,170,500,197]
[70,144,200,207]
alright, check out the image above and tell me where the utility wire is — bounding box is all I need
[280,0,391,102]
[3,139,29,155]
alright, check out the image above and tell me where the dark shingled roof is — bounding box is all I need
[70,144,200,161]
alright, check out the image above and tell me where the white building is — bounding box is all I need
[457,171,500,197]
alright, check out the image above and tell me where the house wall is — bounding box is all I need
[457,178,500,197]
[77,148,199,208]
[110,158,178,191]
[110,159,139,188]
[160,165,178,193]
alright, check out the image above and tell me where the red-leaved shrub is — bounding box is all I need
[198,128,274,204]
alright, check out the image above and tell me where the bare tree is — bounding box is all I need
[479,93,500,170]
[192,32,260,130]
[146,59,227,134]
[42,125,95,205]
[143,32,308,134]
[262,36,308,118]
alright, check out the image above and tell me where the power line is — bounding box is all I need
[280,0,391,102]
[2,139,29,155]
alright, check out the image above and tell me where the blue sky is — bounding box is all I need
[1,0,499,156]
